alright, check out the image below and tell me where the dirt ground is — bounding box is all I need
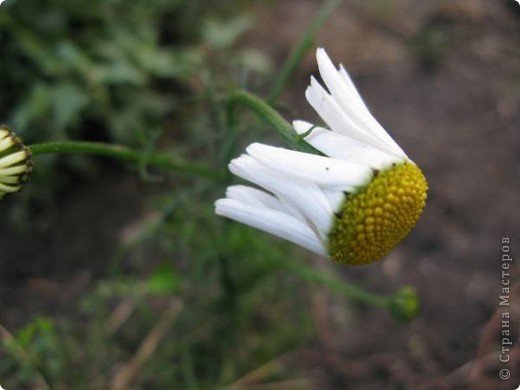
[1,0,519,389]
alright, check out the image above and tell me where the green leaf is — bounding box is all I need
[147,264,182,295]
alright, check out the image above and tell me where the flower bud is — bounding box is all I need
[388,286,420,322]
[0,125,32,199]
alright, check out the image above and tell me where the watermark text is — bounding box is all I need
[498,237,513,381]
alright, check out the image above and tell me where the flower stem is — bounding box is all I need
[29,141,217,178]
[283,259,420,322]
[288,262,389,308]
[284,260,420,322]
[268,0,343,104]
[227,90,321,155]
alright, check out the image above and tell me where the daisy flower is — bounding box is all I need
[0,125,32,199]
[215,48,427,265]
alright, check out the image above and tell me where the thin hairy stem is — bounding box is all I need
[227,90,321,155]
[29,141,217,178]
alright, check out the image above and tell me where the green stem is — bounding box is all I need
[286,260,420,322]
[29,141,217,178]
[227,90,321,155]
[288,262,389,308]
[268,0,343,104]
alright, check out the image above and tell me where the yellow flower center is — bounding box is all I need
[328,161,427,265]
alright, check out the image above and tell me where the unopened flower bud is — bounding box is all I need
[0,125,32,199]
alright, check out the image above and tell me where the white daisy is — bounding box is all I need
[0,126,32,199]
[215,48,427,265]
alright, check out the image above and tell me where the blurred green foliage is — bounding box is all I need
[0,0,266,144]
[1,317,68,385]
[0,0,270,221]
[2,0,185,144]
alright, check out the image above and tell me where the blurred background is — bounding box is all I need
[0,0,519,389]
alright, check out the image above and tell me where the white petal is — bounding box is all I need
[316,48,372,123]
[322,189,345,212]
[0,175,21,184]
[275,195,307,223]
[229,154,333,236]
[0,182,20,193]
[246,143,373,190]
[226,185,286,213]
[0,136,15,153]
[226,185,307,223]
[215,198,325,255]
[0,164,29,176]
[0,151,28,169]
[338,64,406,157]
[305,78,394,153]
[292,120,401,169]
[0,129,10,141]
[338,63,370,111]
[314,48,407,158]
